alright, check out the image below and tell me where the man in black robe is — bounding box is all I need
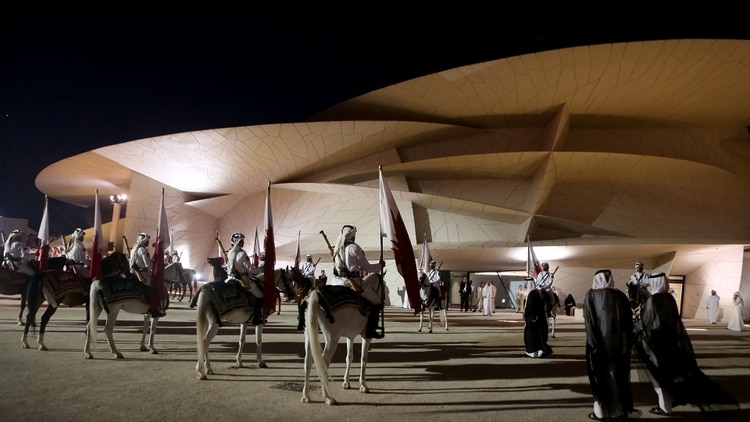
[584,269,636,420]
[634,273,739,418]
[523,288,552,358]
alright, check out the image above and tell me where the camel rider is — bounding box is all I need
[3,230,36,276]
[331,224,385,339]
[301,254,316,287]
[426,260,443,310]
[66,228,87,275]
[129,233,153,284]
[294,254,318,330]
[628,261,650,288]
[129,233,168,318]
[226,232,264,325]
[535,262,555,316]
[627,261,651,309]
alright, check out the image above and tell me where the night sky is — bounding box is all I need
[2,5,747,235]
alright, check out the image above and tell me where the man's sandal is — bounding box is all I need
[587,412,602,421]
[649,407,672,416]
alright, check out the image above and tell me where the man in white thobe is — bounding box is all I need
[482,281,495,316]
[706,290,720,324]
[66,228,87,274]
[301,254,316,287]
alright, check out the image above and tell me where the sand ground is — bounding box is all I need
[0,294,748,422]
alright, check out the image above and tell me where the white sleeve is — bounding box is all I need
[236,251,254,274]
[135,247,152,271]
[347,244,381,274]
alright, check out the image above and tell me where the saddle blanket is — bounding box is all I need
[316,285,372,317]
[201,281,257,318]
[99,275,149,304]
[42,270,88,302]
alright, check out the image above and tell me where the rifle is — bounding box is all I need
[320,229,338,276]
[320,229,362,292]
[215,232,229,264]
[123,234,150,283]
[122,235,131,260]
[319,230,334,257]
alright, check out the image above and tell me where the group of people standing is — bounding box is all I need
[2,228,90,276]
[583,267,740,420]
[456,278,496,315]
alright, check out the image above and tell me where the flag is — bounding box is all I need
[379,168,421,313]
[252,227,260,268]
[169,228,175,256]
[294,230,301,270]
[216,231,224,261]
[262,182,278,318]
[419,233,433,274]
[150,188,170,315]
[89,190,104,279]
[37,195,50,271]
[526,235,542,279]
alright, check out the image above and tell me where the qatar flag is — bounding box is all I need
[419,234,433,274]
[89,190,104,279]
[262,182,278,318]
[526,235,542,278]
[150,188,170,315]
[37,195,50,271]
[293,230,301,270]
[252,228,260,268]
[379,168,420,313]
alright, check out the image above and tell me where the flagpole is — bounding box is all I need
[378,166,385,333]
[378,165,385,283]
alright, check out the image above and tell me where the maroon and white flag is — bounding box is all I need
[262,182,278,318]
[252,227,260,268]
[294,230,301,270]
[379,168,420,313]
[37,195,50,271]
[89,190,104,279]
[150,188,170,315]
[526,235,542,278]
[419,234,433,274]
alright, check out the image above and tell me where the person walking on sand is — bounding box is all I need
[706,290,720,324]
